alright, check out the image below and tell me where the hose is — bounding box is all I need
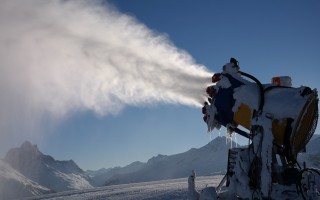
[239,71,265,113]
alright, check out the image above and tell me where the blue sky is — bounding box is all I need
[2,0,320,170]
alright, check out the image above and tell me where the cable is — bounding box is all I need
[239,71,265,113]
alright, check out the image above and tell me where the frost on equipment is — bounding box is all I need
[202,58,319,200]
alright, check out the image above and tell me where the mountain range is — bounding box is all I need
[102,136,235,186]
[0,135,319,199]
[87,161,146,186]
[1,141,92,200]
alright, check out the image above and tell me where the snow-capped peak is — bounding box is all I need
[14,140,41,155]
[3,141,93,193]
[147,154,168,165]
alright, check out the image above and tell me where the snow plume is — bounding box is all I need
[0,0,211,144]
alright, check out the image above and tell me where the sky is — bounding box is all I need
[0,0,320,170]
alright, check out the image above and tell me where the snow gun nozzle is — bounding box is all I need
[212,73,221,83]
[202,104,207,114]
[203,115,208,123]
[206,86,216,98]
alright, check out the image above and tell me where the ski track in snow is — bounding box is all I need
[24,176,223,200]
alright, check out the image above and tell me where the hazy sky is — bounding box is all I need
[1,0,319,170]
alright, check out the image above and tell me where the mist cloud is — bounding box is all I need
[0,0,212,144]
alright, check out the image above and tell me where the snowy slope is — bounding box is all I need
[104,136,235,185]
[24,175,224,200]
[3,141,93,192]
[0,159,51,200]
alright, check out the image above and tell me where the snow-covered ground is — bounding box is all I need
[24,175,224,200]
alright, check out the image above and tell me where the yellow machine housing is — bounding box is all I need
[232,88,318,159]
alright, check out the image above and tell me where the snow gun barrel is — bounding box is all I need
[202,59,318,161]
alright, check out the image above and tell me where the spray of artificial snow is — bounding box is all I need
[0,0,211,145]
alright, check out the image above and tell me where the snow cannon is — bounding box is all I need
[202,58,318,162]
